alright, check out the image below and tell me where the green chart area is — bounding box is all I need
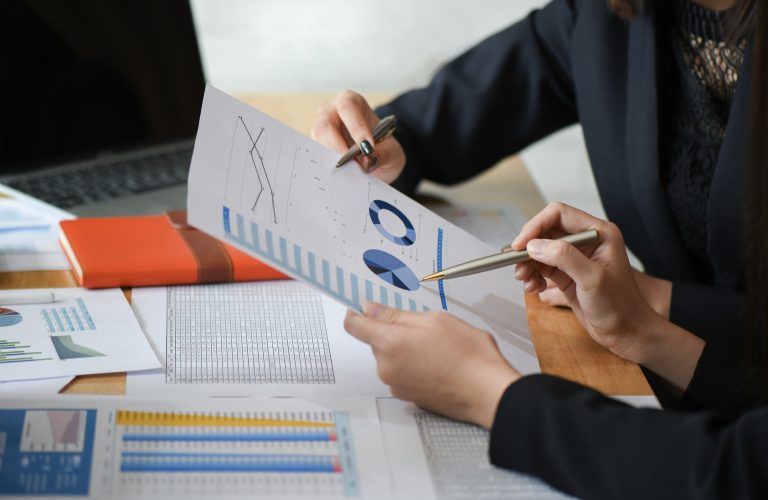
[0,339,52,364]
[50,335,105,360]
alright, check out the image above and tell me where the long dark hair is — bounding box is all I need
[609,0,767,395]
[746,0,768,395]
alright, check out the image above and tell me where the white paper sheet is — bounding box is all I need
[0,396,391,499]
[0,288,160,382]
[187,86,539,375]
[0,376,75,395]
[126,283,388,397]
[0,184,74,271]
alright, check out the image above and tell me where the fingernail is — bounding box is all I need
[514,268,522,279]
[363,301,383,318]
[360,139,374,156]
[527,239,546,257]
[500,244,513,252]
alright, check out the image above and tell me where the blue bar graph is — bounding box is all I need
[265,230,275,259]
[222,206,430,315]
[280,237,288,264]
[336,267,345,297]
[123,432,335,442]
[308,252,317,281]
[350,275,360,305]
[365,281,374,302]
[436,228,448,311]
[120,453,339,473]
[294,245,303,275]
[322,260,331,289]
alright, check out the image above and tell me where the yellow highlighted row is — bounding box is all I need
[115,410,336,428]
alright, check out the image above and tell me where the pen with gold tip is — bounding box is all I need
[335,115,398,168]
[421,229,599,282]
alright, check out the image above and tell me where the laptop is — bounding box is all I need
[0,0,206,216]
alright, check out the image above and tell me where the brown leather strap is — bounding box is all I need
[165,210,233,283]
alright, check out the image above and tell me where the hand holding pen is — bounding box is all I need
[311,91,406,184]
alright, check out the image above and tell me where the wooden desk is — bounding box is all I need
[0,94,651,396]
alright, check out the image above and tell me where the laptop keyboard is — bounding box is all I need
[6,148,193,209]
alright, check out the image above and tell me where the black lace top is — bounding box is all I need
[658,0,747,283]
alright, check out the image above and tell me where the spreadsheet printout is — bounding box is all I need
[186,86,539,375]
[377,399,570,500]
[126,282,388,397]
[0,396,391,499]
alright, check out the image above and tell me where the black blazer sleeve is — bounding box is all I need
[670,282,744,340]
[375,0,579,195]
[490,375,768,500]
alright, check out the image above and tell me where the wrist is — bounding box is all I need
[473,365,520,429]
[634,270,672,319]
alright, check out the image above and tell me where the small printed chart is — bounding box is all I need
[0,338,52,364]
[369,200,416,246]
[50,335,105,360]
[21,410,87,452]
[0,308,22,327]
[41,298,96,334]
[362,249,420,292]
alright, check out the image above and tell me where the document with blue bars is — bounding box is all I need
[187,85,539,374]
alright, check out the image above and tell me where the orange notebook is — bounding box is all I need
[59,211,287,288]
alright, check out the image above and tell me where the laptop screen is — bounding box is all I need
[0,0,206,174]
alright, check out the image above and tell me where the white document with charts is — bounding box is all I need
[187,86,539,374]
[0,288,160,382]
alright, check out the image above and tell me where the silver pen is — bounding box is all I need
[421,229,599,282]
[335,115,397,168]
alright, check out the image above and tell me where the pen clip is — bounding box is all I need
[372,115,397,143]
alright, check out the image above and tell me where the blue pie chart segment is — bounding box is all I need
[369,200,416,246]
[0,307,23,327]
[363,249,420,291]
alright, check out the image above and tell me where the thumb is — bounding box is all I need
[527,239,595,285]
[363,301,422,326]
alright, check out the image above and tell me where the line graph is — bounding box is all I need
[230,115,278,223]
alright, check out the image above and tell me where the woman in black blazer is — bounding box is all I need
[313,0,761,412]
[344,201,768,498]
[335,0,768,496]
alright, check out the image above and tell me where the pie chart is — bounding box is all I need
[0,307,23,327]
[369,200,416,246]
[363,249,420,291]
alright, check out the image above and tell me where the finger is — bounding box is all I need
[512,202,603,250]
[545,268,577,302]
[527,238,596,285]
[539,286,571,307]
[344,309,377,345]
[335,91,377,145]
[524,275,547,293]
[363,302,424,327]
[311,113,351,154]
[514,261,537,281]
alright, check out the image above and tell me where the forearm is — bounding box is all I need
[490,375,768,499]
[616,313,704,395]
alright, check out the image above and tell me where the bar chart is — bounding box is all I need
[113,409,361,497]
[41,298,97,334]
[223,206,430,314]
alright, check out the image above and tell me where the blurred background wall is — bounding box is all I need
[189,0,606,220]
